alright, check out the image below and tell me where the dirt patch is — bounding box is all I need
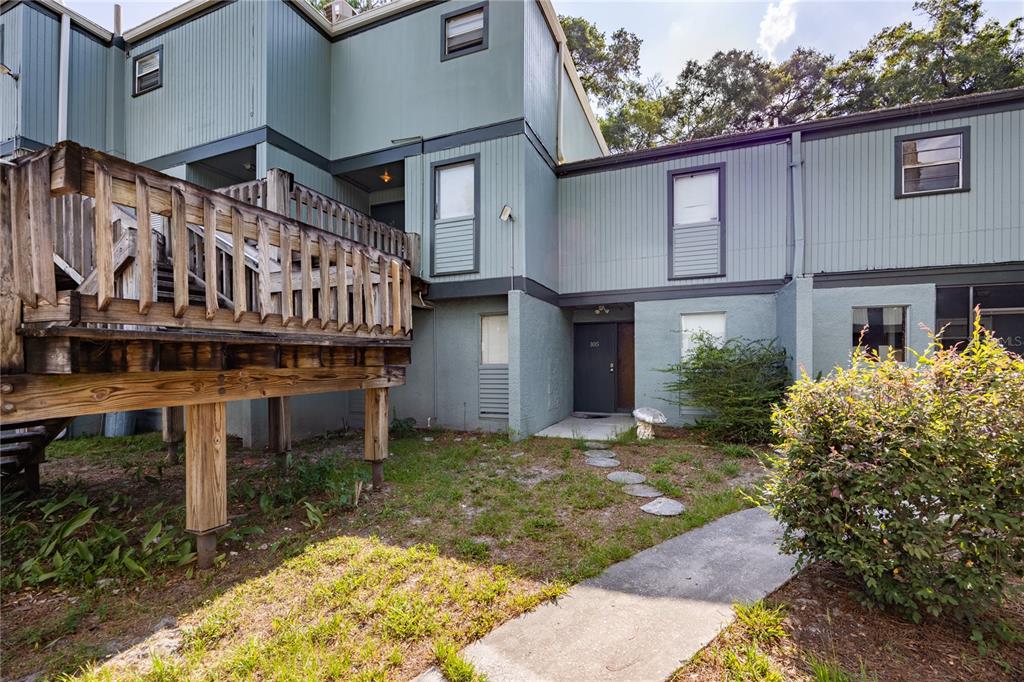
[679,562,1024,681]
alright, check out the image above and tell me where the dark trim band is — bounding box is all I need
[559,279,788,306]
[140,127,268,170]
[812,263,1024,289]
[425,276,786,306]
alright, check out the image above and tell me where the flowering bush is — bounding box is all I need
[762,317,1024,627]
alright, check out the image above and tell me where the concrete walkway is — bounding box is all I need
[415,507,795,682]
[535,415,634,441]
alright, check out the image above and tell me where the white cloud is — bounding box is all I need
[757,0,798,61]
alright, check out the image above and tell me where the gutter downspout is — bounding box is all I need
[555,41,565,164]
[57,13,71,141]
[789,131,806,277]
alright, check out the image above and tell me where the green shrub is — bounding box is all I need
[663,334,789,443]
[762,317,1024,628]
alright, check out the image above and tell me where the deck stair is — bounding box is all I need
[0,418,72,492]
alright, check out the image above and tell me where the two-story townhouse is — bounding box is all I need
[3,0,1022,443]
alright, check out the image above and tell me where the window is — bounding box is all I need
[895,128,969,197]
[681,312,725,357]
[434,160,475,220]
[852,306,906,361]
[481,314,508,365]
[132,46,163,97]
[669,166,724,279]
[441,3,487,60]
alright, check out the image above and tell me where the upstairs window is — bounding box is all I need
[895,128,969,198]
[133,46,163,97]
[852,306,906,362]
[669,165,725,279]
[442,3,487,61]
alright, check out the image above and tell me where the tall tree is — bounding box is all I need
[828,0,1024,112]
[560,15,642,106]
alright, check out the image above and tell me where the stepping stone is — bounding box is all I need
[622,483,662,497]
[607,471,646,485]
[584,457,620,468]
[641,497,686,516]
[584,449,616,459]
[585,441,610,450]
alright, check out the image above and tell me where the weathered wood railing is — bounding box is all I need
[219,171,421,275]
[2,142,413,345]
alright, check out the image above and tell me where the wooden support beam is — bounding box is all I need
[0,365,405,424]
[0,167,25,373]
[267,396,291,473]
[135,177,154,314]
[185,401,228,569]
[364,386,388,490]
[162,405,184,464]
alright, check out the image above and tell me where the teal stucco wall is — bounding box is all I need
[508,291,573,438]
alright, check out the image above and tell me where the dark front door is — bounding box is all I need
[574,323,618,413]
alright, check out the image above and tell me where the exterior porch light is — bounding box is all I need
[379,168,392,184]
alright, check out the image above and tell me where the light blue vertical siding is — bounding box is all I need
[523,0,557,158]
[125,1,267,163]
[0,5,25,143]
[330,0,525,160]
[802,108,1024,273]
[558,142,790,293]
[67,29,110,150]
[265,0,330,153]
[406,134,525,282]
[559,68,602,162]
[523,137,559,290]
[12,4,59,145]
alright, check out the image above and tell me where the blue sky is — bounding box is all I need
[70,0,1023,84]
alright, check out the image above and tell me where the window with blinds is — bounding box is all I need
[852,306,907,362]
[895,129,970,197]
[442,4,487,60]
[132,46,163,97]
[669,167,724,279]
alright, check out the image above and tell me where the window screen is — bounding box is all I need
[445,7,485,56]
[481,314,508,365]
[900,133,963,195]
[852,306,906,361]
[435,160,475,220]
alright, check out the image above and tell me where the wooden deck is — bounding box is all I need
[0,142,416,567]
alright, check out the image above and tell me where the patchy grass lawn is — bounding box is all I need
[673,563,1024,682]
[1,427,757,680]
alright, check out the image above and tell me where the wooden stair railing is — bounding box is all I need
[1,142,414,346]
[219,170,422,276]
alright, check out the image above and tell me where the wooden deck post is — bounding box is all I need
[161,406,184,465]
[185,401,228,569]
[267,396,291,471]
[364,387,388,490]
